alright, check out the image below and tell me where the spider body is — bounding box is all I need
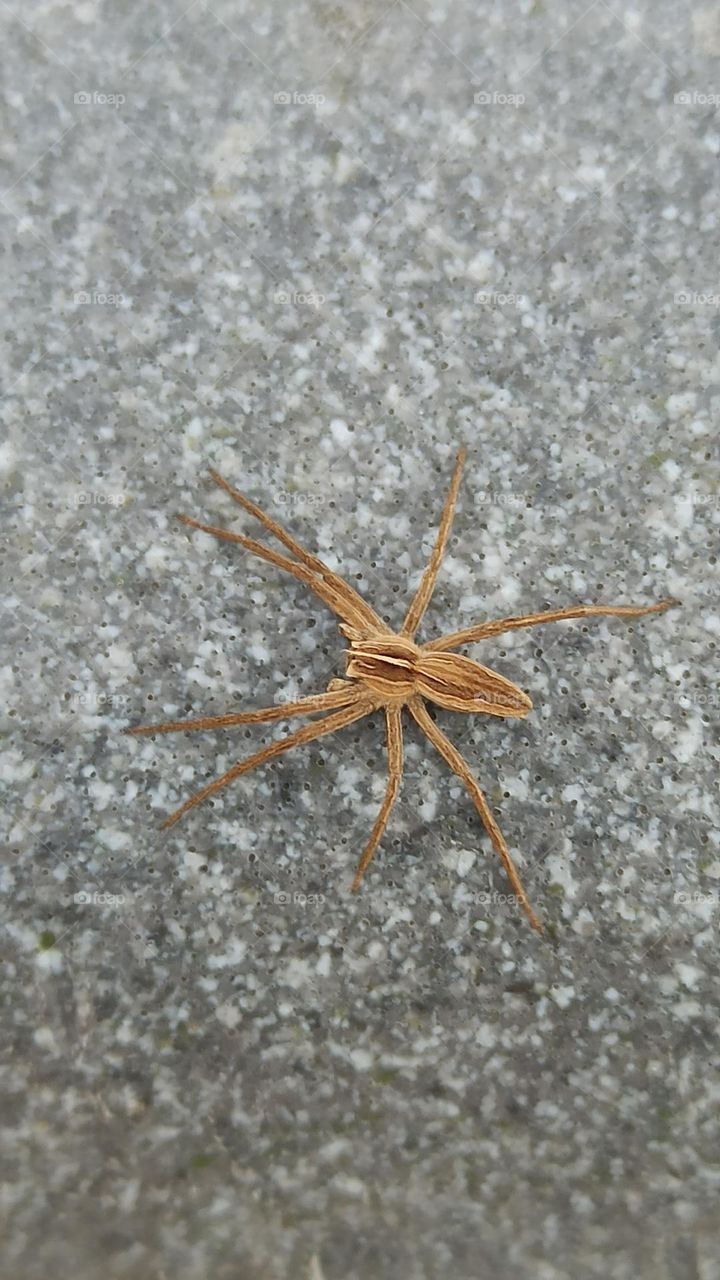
[127,448,677,933]
[344,634,532,716]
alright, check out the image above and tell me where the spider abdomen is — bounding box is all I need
[417,652,532,717]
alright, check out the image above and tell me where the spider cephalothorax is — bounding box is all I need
[127,448,676,933]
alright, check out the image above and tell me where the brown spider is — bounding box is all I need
[126,448,677,932]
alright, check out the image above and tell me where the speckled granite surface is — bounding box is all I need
[1,2,719,1278]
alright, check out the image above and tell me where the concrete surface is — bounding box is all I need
[1,1,719,1277]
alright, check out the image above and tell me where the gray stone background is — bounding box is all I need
[1,1,719,1277]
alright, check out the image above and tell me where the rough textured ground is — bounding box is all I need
[1,2,719,1278]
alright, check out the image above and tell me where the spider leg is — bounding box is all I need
[178,514,379,634]
[125,686,358,737]
[424,598,679,653]
[159,695,375,831]
[209,469,384,632]
[350,705,403,891]
[409,696,543,933]
[402,447,466,639]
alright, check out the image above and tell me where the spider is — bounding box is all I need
[126,447,677,933]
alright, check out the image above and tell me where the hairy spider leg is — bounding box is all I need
[208,468,385,633]
[125,686,359,737]
[350,705,404,891]
[178,514,378,634]
[159,696,376,831]
[409,696,543,933]
[402,447,467,639]
[423,598,679,653]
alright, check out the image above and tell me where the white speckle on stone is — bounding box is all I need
[0,441,17,475]
[571,907,595,934]
[660,458,681,483]
[278,958,314,989]
[616,899,638,922]
[334,1175,368,1199]
[441,847,476,877]
[348,1048,373,1072]
[329,418,352,448]
[207,940,247,969]
[570,1191,595,1216]
[103,644,137,677]
[184,850,206,873]
[544,853,577,899]
[418,794,438,823]
[334,152,357,184]
[577,164,607,187]
[144,543,170,571]
[688,417,708,435]
[666,393,697,420]
[317,1139,353,1164]
[38,586,63,608]
[550,985,575,1009]
[97,826,132,852]
[467,249,497,283]
[117,1180,140,1213]
[673,999,702,1021]
[475,1022,497,1049]
[308,1253,328,1280]
[246,640,271,663]
[671,720,703,764]
[560,784,586,806]
[675,962,703,991]
[33,1025,58,1050]
[215,1001,241,1028]
[382,907,413,932]
[205,120,270,174]
[36,948,63,974]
